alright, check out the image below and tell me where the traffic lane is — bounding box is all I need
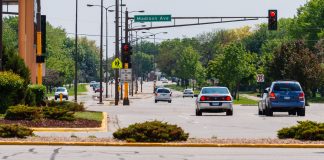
[0,146,323,160]
[100,94,324,139]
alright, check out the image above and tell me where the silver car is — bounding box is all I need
[196,87,233,116]
[155,88,172,103]
[54,87,69,100]
[183,89,194,98]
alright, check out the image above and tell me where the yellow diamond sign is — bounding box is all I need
[112,58,123,69]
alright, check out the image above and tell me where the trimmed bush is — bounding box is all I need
[0,124,33,138]
[5,105,43,120]
[25,87,36,106]
[113,120,189,142]
[278,121,324,140]
[0,71,25,113]
[43,107,75,121]
[28,85,46,106]
[46,100,85,112]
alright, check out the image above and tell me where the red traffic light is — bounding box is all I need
[270,11,276,17]
[123,44,129,52]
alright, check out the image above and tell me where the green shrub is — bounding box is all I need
[0,124,33,138]
[46,100,85,112]
[277,121,324,140]
[0,71,26,113]
[113,120,189,142]
[43,107,75,121]
[4,105,42,120]
[28,85,46,106]
[25,87,36,106]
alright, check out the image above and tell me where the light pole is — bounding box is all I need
[142,31,168,81]
[87,4,115,99]
[74,0,78,102]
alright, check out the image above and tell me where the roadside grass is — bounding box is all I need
[239,91,259,97]
[74,111,103,122]
[47,84,88,97]
[308,97,324,103]
[234,96,258,105]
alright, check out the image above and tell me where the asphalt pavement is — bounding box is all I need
[0,145,323,160]
[36,81,324,139]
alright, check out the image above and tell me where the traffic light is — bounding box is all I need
[268,10,278,30]
[121,43,132,68]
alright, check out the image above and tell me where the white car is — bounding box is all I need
[155,88,172,103]
[183,89,194,98]
[196,87,233,116]
[162,78,168,83]
[89,81,97,87]
[54,87,69,100]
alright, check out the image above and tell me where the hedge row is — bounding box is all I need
[278,121,324,140]
[0,124,33,138]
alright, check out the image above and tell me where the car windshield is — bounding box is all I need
[184,90,192,93]
[202,88,229,94]
[273,83,302,92]
[56,88,65,92]
[157,89,170,93]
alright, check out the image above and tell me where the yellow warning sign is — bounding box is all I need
[112,58,123,69]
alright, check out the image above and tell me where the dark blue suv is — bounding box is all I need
[261,81,305,116]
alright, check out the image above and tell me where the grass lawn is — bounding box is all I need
[309,97,324,103]
[234,96,258,105]
[74,111,103,122]
[239,91,259,97]
[47,84,88,97]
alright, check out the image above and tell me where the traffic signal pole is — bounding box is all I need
[123,10,130,105]
[114,0,120,105]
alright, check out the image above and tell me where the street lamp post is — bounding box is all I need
[99,0,104,104]
[142,31,168,81]
[74,0,78,102]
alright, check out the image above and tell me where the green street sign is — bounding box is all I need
[134,15,172,22]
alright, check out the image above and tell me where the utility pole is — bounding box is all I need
[120,0,123,101]
[0,0,3,71]
[105,8,109,98]
[123,9,130,105]
[114,0,120,105]
[98,0,104,104]
[74,0,78,102]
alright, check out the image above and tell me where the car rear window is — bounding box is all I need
[56,88,66,92]
[202,88,229,94]
[273,83,302,92]
[157,89,170,93]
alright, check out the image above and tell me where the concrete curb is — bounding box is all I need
[0,141,324,148]
[31,112,108,132]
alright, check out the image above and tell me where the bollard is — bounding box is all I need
[60,93,63,103]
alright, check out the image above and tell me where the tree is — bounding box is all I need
[208,43,256,99]
[175,46,201,87]
[132,52,153,78]
[43,69,64,93]
[268,40,324,98]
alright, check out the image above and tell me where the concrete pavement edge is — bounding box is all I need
[31,112,108,132]
[0,141,324,148]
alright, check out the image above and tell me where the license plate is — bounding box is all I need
[211,102,220,106]
[284,96,291,100]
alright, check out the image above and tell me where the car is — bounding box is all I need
[259,81,305,116]
[54,87,68,100]
[154,85,164,93]
[92,83,100,91]
[89,81,97,87]
[196,87,233,116]
[94,87,103,93]
[258,87,270,115]
[155,88,172,103]
[183,89,194,98]
[162,78,168,83]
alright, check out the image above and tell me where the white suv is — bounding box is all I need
[54,87,69,100]
[155,88,172,103]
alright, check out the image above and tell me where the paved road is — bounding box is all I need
[0,145,323,160]
[37,81,324,139]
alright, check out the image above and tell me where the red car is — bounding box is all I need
[94,87,103,93]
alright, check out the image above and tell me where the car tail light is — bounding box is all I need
[225,96,231,101]
[299,92,305,101]
[269,92,276,100]
[200,96,211,101]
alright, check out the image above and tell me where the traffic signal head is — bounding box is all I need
[268,10,278,30]
[122,43,133,55]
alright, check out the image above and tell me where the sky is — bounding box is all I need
[15,0,309,58]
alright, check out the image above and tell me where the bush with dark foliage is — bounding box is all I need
[5,105,42,120]
[278,121,324,140]
[0,124,33,138]
[46,100,85,112]
[113,120,189,142]
[43,107,75,121]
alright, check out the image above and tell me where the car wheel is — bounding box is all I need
[258,109,263,115]
[55,98,57,100]
[265,107,273,116]
[66,97,69,100]
[155,100,158,103]
[196,109,202,116]
[297,109,305,116]
[168,100,172,103]
[226,110,233,116]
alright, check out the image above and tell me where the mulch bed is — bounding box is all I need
[0,119,101,128]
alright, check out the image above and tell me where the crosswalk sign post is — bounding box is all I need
[112,58,123,69]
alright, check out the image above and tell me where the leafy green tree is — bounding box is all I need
[132,52,153,78]
[268,40,324,98]
[208,43,256,99]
